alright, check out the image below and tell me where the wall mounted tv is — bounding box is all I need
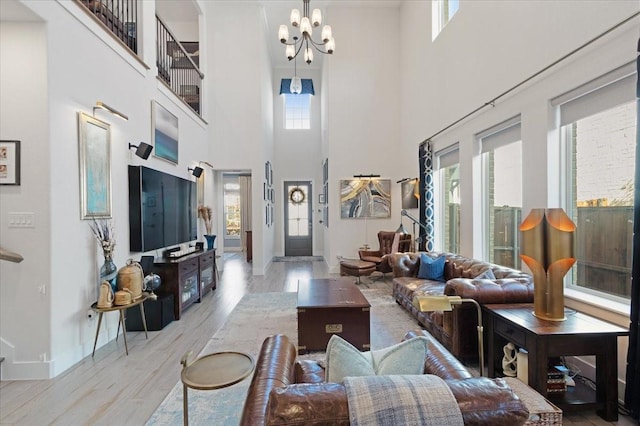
[128,165,197,252]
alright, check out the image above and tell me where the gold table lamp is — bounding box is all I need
[519,208,576,321]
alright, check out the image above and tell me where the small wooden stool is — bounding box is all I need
[340,259,376,283]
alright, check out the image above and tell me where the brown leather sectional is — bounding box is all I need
[388,252,534,361]
[240,332,529,425]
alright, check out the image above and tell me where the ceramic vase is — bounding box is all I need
[204,234,216,250]
[100,252,118,294]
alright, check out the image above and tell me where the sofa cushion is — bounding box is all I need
[417,253,446,281]
[325,335,428,383]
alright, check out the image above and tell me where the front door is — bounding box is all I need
[284,181,312,256]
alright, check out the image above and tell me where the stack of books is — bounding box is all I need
[547,366,567,394]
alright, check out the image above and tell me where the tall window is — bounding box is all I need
[224,182,240,238]
[432,0,459,40]
[479,118,522,268]
[436,145,460,253]
[554,64,636,301]
[280,78,314,130]
[283,94,311,129]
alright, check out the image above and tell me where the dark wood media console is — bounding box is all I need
[153,249,217,320]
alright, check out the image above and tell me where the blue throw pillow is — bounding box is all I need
[417,253,446,281]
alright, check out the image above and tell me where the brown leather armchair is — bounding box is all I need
[359,231,411,274]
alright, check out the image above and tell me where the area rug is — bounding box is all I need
[146,289,421,425]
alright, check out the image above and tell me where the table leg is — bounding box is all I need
[486,315,496,378]
[531,340,547,398]
[183,383,189,426]
[597,337,618,421]
[119,310,129,355]
[92,312,104,357]
[116,315,121,342]
[139,302,149,339]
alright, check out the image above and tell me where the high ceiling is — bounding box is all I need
[0,0,404,70]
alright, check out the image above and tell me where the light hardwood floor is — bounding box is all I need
[0,253,635,425]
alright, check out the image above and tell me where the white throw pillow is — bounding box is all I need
[325,335,428,383]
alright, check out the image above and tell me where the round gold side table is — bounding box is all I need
[91,293,149,357]
[180,350,254,426]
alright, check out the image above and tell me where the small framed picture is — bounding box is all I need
[0,140,21,186]
[319,193,325,204]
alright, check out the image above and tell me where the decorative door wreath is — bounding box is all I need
[289,187,305,204]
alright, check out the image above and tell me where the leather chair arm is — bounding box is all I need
[240,335,297,426]
[386,253,420,277]
[358,249,383,261]
[403,330,473,380]
[445,278,534,304]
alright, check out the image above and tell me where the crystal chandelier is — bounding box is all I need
[278,0,335,65]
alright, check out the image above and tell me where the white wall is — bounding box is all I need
[204,2,273,274]
[323,4,406,271]
[400,0,638,395]
[0,21,51,379]
[0,0,211,379]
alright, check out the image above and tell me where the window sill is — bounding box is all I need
[564,288,630,327]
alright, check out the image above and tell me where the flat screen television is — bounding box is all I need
[128,165,197,252]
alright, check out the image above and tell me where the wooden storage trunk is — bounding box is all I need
[297,279,371,354]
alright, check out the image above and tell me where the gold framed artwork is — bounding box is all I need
[78,113,112,219]
[340,178,391,218]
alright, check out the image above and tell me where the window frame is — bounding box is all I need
[478,118,523,268]
[435,144,460,253]
[559,102,635,305]
[283,93,312,130]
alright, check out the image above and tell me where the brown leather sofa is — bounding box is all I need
[240,332,529,425]
[388,252,534,361]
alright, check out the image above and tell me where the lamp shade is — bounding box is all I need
[278,25,289,43]
[311,8,322,27]
[520,208,576,321]
[290,9,300,27]
[321,25,332,43]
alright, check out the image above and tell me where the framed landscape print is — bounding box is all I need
[152,101,179,164]
[0,140,20,185]
[78,113,111,219]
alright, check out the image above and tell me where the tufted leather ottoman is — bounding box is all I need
[340,259,376,283]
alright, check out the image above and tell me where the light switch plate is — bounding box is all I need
[8,212,35,228]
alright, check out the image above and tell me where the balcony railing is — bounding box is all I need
[156,15,203,116]
[77,0,137,53]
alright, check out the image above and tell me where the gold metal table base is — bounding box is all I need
[91,293,149,357]
[180,350,254,426]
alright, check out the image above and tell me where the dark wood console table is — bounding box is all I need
[484,303,628,421]
[153,249,217,320]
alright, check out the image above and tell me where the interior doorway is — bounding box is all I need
[284,181,312,256]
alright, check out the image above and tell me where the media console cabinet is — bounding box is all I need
[153,249,217,320]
